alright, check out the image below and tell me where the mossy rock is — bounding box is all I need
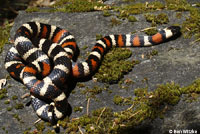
[94,47,136,83]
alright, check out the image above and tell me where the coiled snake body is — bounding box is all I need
[4,22,180,127]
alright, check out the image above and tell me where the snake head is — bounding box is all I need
[31,97,71,126]
[167,26,181,36]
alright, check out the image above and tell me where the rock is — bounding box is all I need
[0,0,200,133]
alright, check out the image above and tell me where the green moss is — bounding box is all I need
[150,49,158,56]
[96,34,103,41]
[66,108,114,133]
[116,10,130,19]
[114,1,165,19]
[176,12,182,19]
[65,119,79,133]
[1,126,8,133]
[165,0,191,11]
[0,88,7,100]
[151,82,181,105]
[181,79,200,96]
[81,45,88,50]
[12,114,21,121]
[23,130,29,134]
[7,84,12,88]
[0,94,6,100]
[14,103,24,110]
[149,1,165,10]
[35,122,45,131]
[4,99,10,104]
[23,128,32,134]
[196,2,200,7]
[26,0,109,13]
[156,13,169,24]
[11,95,18,100]
[82,86,103,98]
[45,129,56,134]
[74,106,83,112]
[127,15,137,22]
[113,95,124,105]
[103,10,111,17]
[144,27,158,36]
[185,93,200,102]
[71,90,76,94]
[145,14,155,23]
[94,48,137,83]
[146,49,159,59]
[52,0,107,13]
[6,107,12,111]
[145,13,169,25]
[6,75,11,80]
[26,7,40,13]
[181,8,200,42]
[113,95,132,105]
[58,117,69,129]
[114,3,145,15]
[77,83,86,88]
[0,21,11,53]
[123,0,135,2]
[2,127,5,131]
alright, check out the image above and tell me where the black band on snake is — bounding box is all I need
[4,22,181,127]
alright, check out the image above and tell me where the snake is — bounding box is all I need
[4,22,180,127]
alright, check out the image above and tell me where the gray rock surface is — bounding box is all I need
[0,0,200,133]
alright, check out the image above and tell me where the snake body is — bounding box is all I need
[4,22,180,126]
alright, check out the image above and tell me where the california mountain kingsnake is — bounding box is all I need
[4,22,180,127]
